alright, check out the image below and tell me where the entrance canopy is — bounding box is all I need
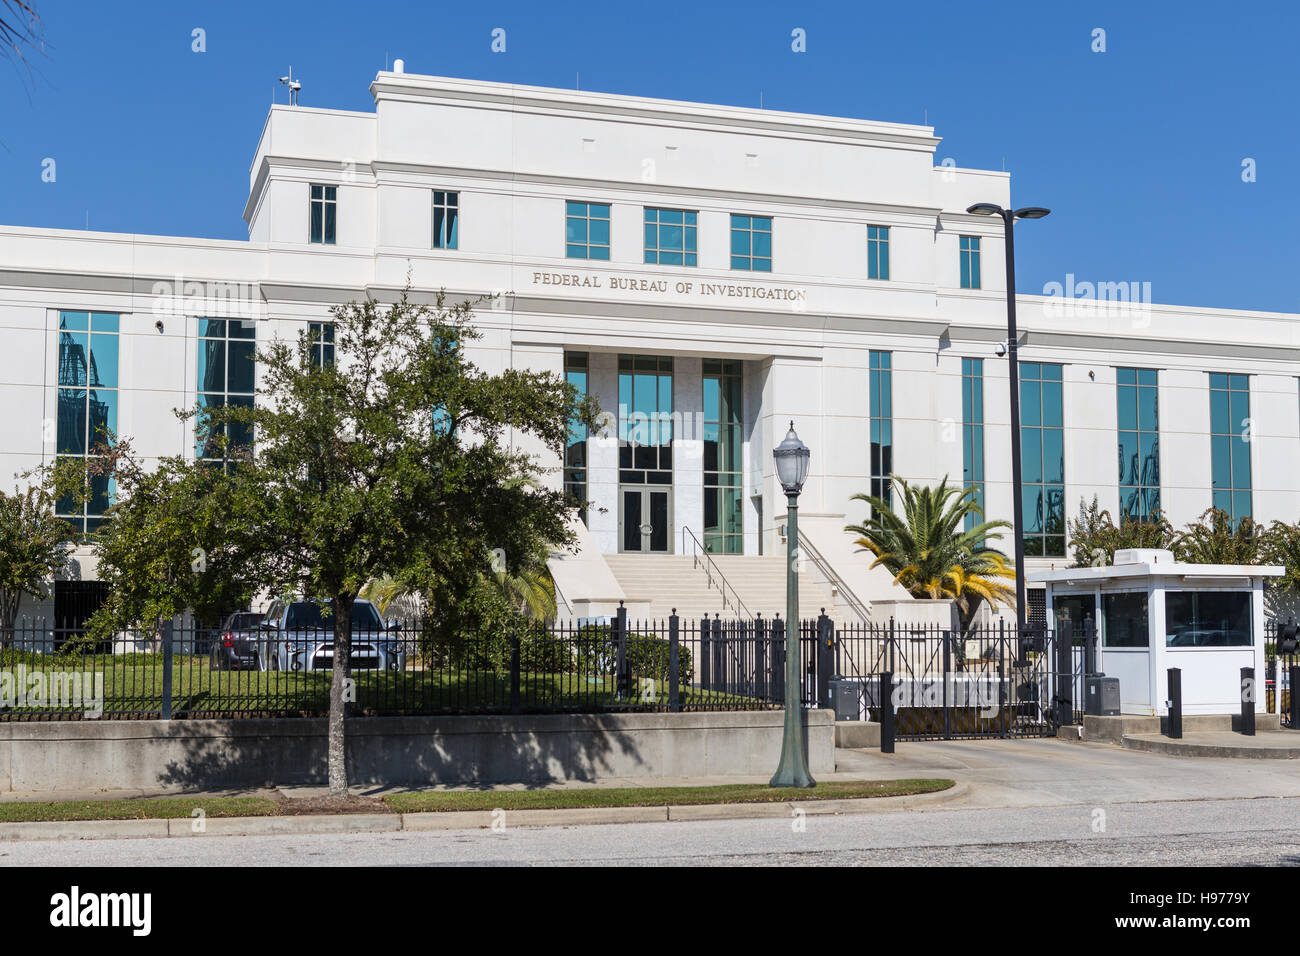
[1029,549,1283,716]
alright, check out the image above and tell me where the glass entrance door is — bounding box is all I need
[620,487,671,552]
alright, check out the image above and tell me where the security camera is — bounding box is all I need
[154,319,164,333]
[994,341,1007,357]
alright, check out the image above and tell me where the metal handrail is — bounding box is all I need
[680,526,755,620]
[796,530,871,623]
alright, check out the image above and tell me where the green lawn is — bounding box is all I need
[382,778,955,812]
[0,656,768,717]
[0,796,279,823]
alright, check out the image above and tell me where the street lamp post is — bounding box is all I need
[770,421,815,789]
[965,203,1050,635]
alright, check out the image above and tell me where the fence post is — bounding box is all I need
[1240,666,1255,736]
[816,609,833,707]
[1166,667,1182,739]
[754,613,767,701]
[699,615,712,692]
[771,615,784,702]
[879,670,895,754]
[1290,663,1299,731]
[161,618,174,720]
[509,630,521,714]
[668,610,680,713]
[998,618,1007,739]
[1055,622,1073,728]
[615,601,629,701]
[941,627,952,740]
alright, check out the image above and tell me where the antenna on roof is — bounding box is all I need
[760,91,764,110]
[278,66,302,106]
[576,72,580,90]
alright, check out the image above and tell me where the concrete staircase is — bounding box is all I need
[602,553,835,623]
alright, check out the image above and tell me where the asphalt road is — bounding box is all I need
[5,739,1300,865]
[2,797,1299,866]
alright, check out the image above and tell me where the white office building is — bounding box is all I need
[3,67,1299,627]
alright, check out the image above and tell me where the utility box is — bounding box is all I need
[1085,676,1120,716]
[829,679,860,721]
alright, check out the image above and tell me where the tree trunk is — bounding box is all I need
[327,594,354,796]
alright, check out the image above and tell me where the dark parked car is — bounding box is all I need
[210,611,264,670]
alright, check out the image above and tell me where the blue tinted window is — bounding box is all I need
[870,351,892,510]
[730,214,772,271]
[959,235,981,289]
[1020,362,1065,555]
[1117,368,1160,521]
[55,310,120,535]
[432,191,459,249]
[961,357,984,530]
[1209,373,1251,523]
[868,225,890,280]
[309,184,336,244]
[565,202,611,260]
[197,319,256,469]
[644,208,698,267]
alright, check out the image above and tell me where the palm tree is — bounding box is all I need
[845,475,1015,632]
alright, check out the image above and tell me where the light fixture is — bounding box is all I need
[773,422,810,494]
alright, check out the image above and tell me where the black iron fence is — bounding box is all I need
[0,607,800,720]
[830,619,1098,740]
[1265,619,1298,729]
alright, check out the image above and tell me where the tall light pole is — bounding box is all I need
[770,422,815,789]
[965,203,1050,635]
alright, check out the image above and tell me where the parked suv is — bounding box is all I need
[256,599,405,672]
[210,610,264,670]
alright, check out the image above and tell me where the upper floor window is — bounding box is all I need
[1020,362,1065,556]
[309,184,336,245]
[1210,372,1251,523]
[308,322,335,369]
[55,311,119,535]
[644,208,697,266]
[959,235,981,289]
[197,319,255,469]
[730,215,771,272]
[432,191,459,249]
[869,350,893,509]
[961,357,985,531]
[564,352,590,524]
[1117,368,1160,521]
[867,225,890,280]
[566,202,610,260]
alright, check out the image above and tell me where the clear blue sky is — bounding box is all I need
[3,0,1297,313]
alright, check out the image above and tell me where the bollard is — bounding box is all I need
[816,610,833,708]
[1166,667,1182,739]
[614,601,629,700]
[1289,664,1300,730]
[879,670,895,754]
[1240,666,1255,736]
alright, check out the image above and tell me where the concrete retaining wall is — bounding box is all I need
[0,710,836,792]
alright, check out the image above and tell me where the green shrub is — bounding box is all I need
[573,625,693,685]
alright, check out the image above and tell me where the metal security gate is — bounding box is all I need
[833,620,1097,740]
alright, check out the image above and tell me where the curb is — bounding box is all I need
[0,785,959,842]
[1122,735,1300,760]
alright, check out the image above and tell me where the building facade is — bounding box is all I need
[3,68,1300,623]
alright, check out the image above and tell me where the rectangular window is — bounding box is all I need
[959,235,981,289]
[730,215,772,272]
[55,311,119,535]
[196,318,256,470]
[961,357,985,531]
[644,208,697,266]
[308,322,334,369]
[618,354,673,483]
[432,190,459,250]
[1102,592,1149,648]
[564,352,589,524]
[309,184,337,245]
[1209,372,1251,523]
[867,225,890,280]
[1165,591,1252,647]
[869,351,892,509]
[1117,367,1160,521]
[1020,362,1065,556]
[566,202,610,260]
[703,359,743,554]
